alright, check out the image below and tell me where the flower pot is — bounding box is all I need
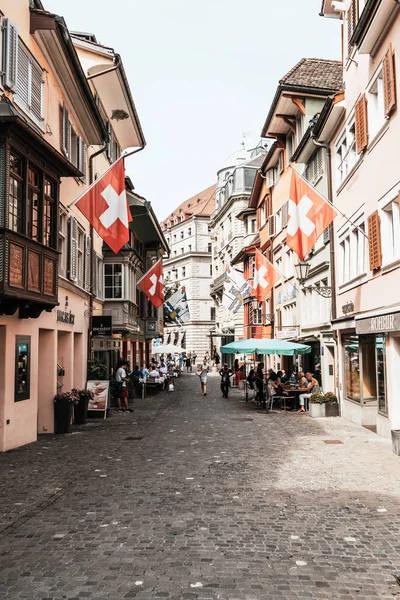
[391,430,400,456]
[309,403,325,418]
[54,400,72,434]
[74,397,89,425]
[325,401,339,418]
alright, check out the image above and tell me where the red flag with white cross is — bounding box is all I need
[286,168,337,260]
[75,158,132,254]
[137,260,164,308]
[252,249,280,302]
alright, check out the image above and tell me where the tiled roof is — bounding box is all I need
[162,184,216,227]
[280,58,343,91]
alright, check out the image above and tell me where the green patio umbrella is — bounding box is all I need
[220,338,311,356]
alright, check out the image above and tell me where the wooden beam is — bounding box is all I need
[275,114,296,134]
[291,97,306,115]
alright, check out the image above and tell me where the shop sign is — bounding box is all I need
[342,301,354,315]
[356,311,400,334]
[276,327,299,339]
[92,316,112,336]
[57,310,75,325]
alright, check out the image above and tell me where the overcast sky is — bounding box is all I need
[45,0,340,220]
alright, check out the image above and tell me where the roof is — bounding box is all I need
[162,184,216,228]
[280,58,343,91]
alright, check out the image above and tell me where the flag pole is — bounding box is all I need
[289,165,368,240]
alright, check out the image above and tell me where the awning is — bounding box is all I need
[88,61,145,150]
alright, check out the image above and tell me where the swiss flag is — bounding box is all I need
[75,158,132,254]
[252,249,280,301]
[286,169,337,260]
[137,259,164,308]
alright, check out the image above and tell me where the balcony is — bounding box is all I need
[103,300,139,333]
[211,273,226,293]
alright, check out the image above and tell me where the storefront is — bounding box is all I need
[337,308,400,438]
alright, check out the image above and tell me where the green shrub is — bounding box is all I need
[324,392,338,403]
[87,360,108,380]
[310,392,325,404]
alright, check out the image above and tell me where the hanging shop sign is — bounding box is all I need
[57,310,75,325]
[356,311,400,334]
[92,316,112,336]
[275,327,299,340]
[342,301,354,315]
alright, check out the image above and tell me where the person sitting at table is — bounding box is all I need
[141,365,150,377]
[132,365,142,378]
[246,369,256,390]
[148,365,159,378]
[299,372,320,412]
[255,363,264,402]
[297,371,308,388]
[280,369,289,384]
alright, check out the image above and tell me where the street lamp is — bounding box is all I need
[294,259,332,298]
[250,297,274,324]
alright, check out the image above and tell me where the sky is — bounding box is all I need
[45,0,340,220]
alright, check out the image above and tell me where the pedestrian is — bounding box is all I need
[185,356,192,372]
[115,361,133,412]
[192,352,197,367]
[179,354,184,372]
[214,352,220,367]
[197,358,209,396]
[219,363,232,398]
[255,362,264,404]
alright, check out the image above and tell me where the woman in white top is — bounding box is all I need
[198,359,209,396]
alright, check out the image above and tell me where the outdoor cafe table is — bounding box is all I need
[282,387,310,410]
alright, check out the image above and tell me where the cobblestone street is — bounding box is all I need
[1,373,400,599]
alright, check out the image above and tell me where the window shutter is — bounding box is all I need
[323,225,331,244]
[3,19,18,90]
[61,104,70,158]
[30,59,43,121]
[316,149,323,179]
[16,40,29,106]
[84,234,91,291]
[68,217,78,281]
[355,94,368,154]
[106,122,112,160]
[347,0,357,55]
[282,200,289,227]
[367,211,382,271]
[383,44,396,117]
[268,215,276,238]
[78,137,87,182]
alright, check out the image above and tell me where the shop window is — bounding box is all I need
[377,335,388,415]
[104,263,123,299]
[360,337,377,403]
[15,336,30,402]
[343,334,361,402]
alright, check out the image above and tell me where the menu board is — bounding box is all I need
[86,380,109,418]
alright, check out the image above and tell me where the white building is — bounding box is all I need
[161,186,216,357]
[210,146,264,358]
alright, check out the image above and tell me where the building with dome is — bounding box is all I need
[210,145,265,361]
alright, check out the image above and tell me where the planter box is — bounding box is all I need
[54,401,72,433]
[325,402,339,417]
[391,430,400,456]
[309,402,339,418]
[74,398,89,425]
[309,403,325,418]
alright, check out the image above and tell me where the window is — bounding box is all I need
[250,219,256,234]
[285,249,293,278]
[210,264,212,276]
[208,243,212,252]
[60,105,87,177]
[182,266,186,277]
[173,234,177,242]
[295,115,304,143]
[343,333,380,404]
[208,225,211,233]
[9,152,23,233]
[77,229,84,288]
[27,165,40,241]
[210,307,216,321]
[278,151,284,173]
[94,255,103,299]
[377,335,388,415]
[259,202,266,227]
[381,196,400,264]
[244,168,256,191]
[15,336,31,402]
[339,221,366,284]
[58,211,68,277]
[44,178,56,247]
[253,302,263,324]
[104,263,123,299]
[286,133,294,161]
[335,118,357,186]
[305,149,323,185]
[181,247,184,254]
[174,250,177,256]
[188,245,192,252]
[181,231,184,239]
[15,39,43,124]
[188,228,192,236]
[367,69,386,140]
[282,302,296,326]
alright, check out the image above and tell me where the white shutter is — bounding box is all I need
[84,234,91,291]
[61,104,71,158]
[106,122,112,160]
[323,226,331,244]
[282,200,289,227]
[268,215,276,238]
[16,40,29,107]
[3,19,18,90]
[30,59,43,121]
[78,137,87,182]
[68,217,78,282]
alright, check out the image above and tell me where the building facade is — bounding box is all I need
[320,0,400,437]
[161,185,216,357]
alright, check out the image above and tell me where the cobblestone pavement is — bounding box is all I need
[1,373,400,600]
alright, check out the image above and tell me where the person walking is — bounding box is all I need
[185,356,192,372]
[219,363,232,398]
[115,361,132,412]
[197,359,209,396]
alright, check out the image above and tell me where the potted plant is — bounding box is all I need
[72,388,94,425]
[391,430,400,456]
[309,392,339,418]
[53,391,79,433]
[309,392,326,418]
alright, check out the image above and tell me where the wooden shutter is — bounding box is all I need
[268,215,276,238]
[16,40,29,106]
[355,94,368,154]
[84,234,91,291]
[78,137,87,182]
[30,59,43,121]
[282,200,289,227]
[61,104,70,158]
[367,211,382,270]
[68,217,78,281]
[3,19,18,90]
[383,44,396,117]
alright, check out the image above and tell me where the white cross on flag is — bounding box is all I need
[286,169,337,260]
[75,157,131,254]
[137,259,164,309]
[252,249,280,302]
